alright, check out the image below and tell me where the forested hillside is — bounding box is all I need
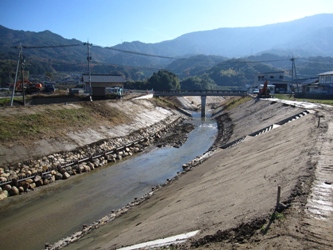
[1,14,333,88]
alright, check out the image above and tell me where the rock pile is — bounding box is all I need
[0,115,184,200]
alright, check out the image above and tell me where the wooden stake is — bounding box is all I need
[276,185,281,210]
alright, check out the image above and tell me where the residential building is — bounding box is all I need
[252,71,291,93]
[299,77,320,94]
[317,71,333,94]
[82,74,126,97]
[295,71,333,98]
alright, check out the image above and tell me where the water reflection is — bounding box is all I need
[0,112,218,250]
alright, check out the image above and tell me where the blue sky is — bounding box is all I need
[1,0,333,47]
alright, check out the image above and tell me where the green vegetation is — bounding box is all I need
[206,59,277,89]
[223,96,252,111]
[0,96,13,106]
[126,70,180,91]
[165,54,227,79]
[180,74,218,90]
[0,102,130,143]
[151,96,179,110]
[260,211,285,234]
[1,22,333,87]
[274,94,333,106]
[272,211,285,220]
[147,70,180,91]
[0,95,34,106]
[0,108,92,141]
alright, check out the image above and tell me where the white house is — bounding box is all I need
[317,71,333,94]
[82,74,126,97]
[253,71,291,93]
[318,71,333,85]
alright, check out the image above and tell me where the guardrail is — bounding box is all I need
[154,90,248,97]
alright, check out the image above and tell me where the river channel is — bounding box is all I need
[0,112,218,250]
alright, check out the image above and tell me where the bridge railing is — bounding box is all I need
[154,89,248,96]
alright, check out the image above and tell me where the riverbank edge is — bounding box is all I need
[0,109,191,201]
[45,110,233,249]
[45,97,326,249]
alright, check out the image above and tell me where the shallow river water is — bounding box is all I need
[0,112,218,250]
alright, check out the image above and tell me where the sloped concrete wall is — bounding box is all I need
[0,99,178,166]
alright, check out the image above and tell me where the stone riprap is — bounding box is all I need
[0,114,184,200]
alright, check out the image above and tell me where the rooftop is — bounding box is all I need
[82,74,125,83]
[318,71,333,76]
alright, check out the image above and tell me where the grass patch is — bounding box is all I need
[0,101,131,143]
[260,211,285,234]
[274,94,333,106]
[223,96,252,111]
[272,211,285,220]
[152,97,178,109]
[0,108,93,141]
[0,97,11,106]
[0,96,25,106]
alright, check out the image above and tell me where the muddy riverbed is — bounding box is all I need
[61,98,333,250]
[0,108,219,250]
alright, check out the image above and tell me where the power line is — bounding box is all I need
[106,47,176,60]
[240,59,288,63]
[8,43,292,65]
[296,58,333,64]
[105,47,293,65]
[8,43,322,76]
[12,44,82,49]
[92,62,163,71]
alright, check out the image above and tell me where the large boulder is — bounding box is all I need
[19,181,31,192]
[8,186,19,196]
[62,172,71,179]
[0,176,7,182]
[83,165,91,172]
[54,172,63,180]
[3,184,12,191]
[29,183,36,190]
[34,175,43,186]
[0,190,8,200]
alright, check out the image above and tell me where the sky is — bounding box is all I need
[1,0,333,47]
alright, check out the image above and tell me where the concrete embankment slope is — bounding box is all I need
[63,98,330,250]
[0,99,178,167]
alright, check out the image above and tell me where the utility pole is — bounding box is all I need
[84,41,92,101]
[10,44,23,106]
[291,57,298,93]
[21,50,26,105]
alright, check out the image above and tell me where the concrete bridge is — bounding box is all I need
[154,90,248,117]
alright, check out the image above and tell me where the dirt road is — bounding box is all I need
[59,98,332,250]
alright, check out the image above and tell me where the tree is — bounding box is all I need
[45,72,53,81]
[147,70,180,91]
[0,60,15,86]
[180,74,217,90]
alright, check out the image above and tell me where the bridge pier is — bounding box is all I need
[201,95,206,117]
[153,90,248,117]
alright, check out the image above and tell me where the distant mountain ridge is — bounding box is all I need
[113,13,333,58]
[0,13,333,83]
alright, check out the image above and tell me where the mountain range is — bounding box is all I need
[112,13,333,58]
[0,13,333,83]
